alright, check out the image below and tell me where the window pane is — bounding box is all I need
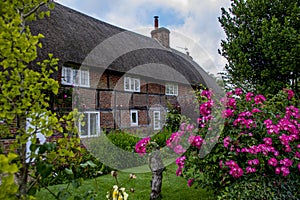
[130,79,134,91]
[124,77,130,90]
[80,70,89,86]
[132,112,137,123]
[90,113,98,136]
[73,69,79,85]
[166,84,170,94]
[63,67,72,84]
[174,84,178,95]
[134,79,140,91]
[80,113,89,136]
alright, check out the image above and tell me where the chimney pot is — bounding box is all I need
[154,16,159,30]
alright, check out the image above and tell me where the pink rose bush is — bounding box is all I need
[166,88,299,198]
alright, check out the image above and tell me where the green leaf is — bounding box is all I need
[64,168,73,175]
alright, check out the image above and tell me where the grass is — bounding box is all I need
[35,163,213,200]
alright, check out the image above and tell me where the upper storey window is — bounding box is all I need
[124,77,140,92]
[165,83,178,96]
[62,66,90,87]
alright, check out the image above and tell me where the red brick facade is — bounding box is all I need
[57,67,196,134]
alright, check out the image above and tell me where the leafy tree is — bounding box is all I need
[219,0,299,96]
[0,1,88,199]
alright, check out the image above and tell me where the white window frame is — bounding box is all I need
[153,111,161,130]
[124,77,140,92]
[165,83,178,96]
[62,66,90,87]
[78,111,100,138]
[130,110,138,126]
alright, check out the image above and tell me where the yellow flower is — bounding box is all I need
[123,191,129,200]
[120,188,128,200]
[112,185,119,200]
[118,195,123,200]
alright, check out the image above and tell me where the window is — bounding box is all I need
[130,110,138,126]
[124,77,140,92]
[78,112,100,138]
[165,83,178,96]
[62,66,90,87]
[153,111,161,130]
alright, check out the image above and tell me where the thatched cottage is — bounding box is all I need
[28,2,221,137]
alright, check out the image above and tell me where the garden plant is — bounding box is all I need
[136,88,299,199]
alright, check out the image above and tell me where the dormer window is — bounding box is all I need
[62,66,90,87]
[165,83,178,96]
[124,77,140,92]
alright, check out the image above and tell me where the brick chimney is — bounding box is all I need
[151,16,170,48]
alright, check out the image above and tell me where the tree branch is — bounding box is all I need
[23,1,47,19]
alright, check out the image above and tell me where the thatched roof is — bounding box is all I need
[29,2,222,93]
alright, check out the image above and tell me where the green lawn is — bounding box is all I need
[35,164,213,200]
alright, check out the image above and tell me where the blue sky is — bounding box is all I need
[56,0,231,75]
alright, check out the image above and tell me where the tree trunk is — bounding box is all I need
[149,150,164,200]
[17,115,29,198]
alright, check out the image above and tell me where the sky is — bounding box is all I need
[56,0,231,75]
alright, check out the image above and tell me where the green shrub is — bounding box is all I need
[106,131,139,152]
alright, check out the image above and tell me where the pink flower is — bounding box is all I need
[222,109,235,118]
[263,137,272,146]
[188,135,203,149]
[254,94,266,104]
[63,94,67,98]
[268,158,278,167]
[252,108,261,113]
[166,132,182,148]
[201,90,212,100]
[229,166,244,178]
[280,166,290,177]
[246,166,256,174]
[264,119,273,127]
[279,158,293,167]
[226,91,233,97]
[273,150,280,157]
[226,98,236,109]
[135,137,150,156]
[267,125,279,134]
[298,163,300,172]
[225,160,238,168]
[248,159,259,166]
[176,156,186,167]
[285,89,295,100]
[186,124,195,132]
[284,145,291,152]
[199,102,212,117]
[187,179,194,187]
[295,152,300,159]
[275,167,281,175]
[219,160,223,169]
[279,134,290,146]
[176,156,186,176]
[234,88,243,96]
[223,136,231,148]
[174,145,186,155]
[176,168,183,176]
[245,92,254,102]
